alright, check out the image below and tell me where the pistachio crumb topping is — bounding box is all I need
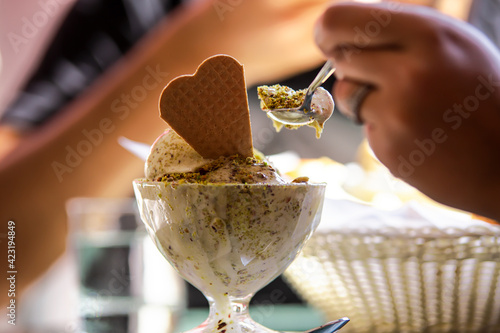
[158,154,283,185]
[257,84,331,138]
[291,177,310,183]
[257,84,306,110]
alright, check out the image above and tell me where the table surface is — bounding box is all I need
[175,304,325,332]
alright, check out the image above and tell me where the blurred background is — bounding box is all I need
[1,0,498,332]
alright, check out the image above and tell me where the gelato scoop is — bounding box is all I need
[145,129,211,179]
[145,129,286,184]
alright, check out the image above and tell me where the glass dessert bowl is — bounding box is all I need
[133,180,326,333]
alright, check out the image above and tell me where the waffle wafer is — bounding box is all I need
[159,55,253,158]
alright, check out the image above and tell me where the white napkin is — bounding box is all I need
[319,198,500,237]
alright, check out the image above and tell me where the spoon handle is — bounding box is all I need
[305,317,350,333]
[306,59,336,94]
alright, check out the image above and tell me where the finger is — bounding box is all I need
[315,2,440,56]
[330,47,409,88]
[314,3,426,86]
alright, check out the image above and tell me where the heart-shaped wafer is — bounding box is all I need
[159,55,253,159]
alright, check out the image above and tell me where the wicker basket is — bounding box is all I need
[284,200,500,333]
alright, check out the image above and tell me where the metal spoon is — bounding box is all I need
[305,317,350,333]
[265,59,336,126]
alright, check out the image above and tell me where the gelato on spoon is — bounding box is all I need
[257,84,334,138]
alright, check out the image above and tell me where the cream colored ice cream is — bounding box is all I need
[145,129,287,184]
[257,84,334,138]
[134,182,324,295]
[133,181,325,330]
[145,129,211,180]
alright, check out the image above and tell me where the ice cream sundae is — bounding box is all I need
[133,55,326,333]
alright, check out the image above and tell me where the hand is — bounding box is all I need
[315,2,500,220]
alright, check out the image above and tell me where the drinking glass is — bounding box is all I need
[67,197,186,333]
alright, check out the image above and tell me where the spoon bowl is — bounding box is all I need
[267,86,334,126]
[264,60,336,126]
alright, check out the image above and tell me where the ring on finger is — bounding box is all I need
[348,84,373,124]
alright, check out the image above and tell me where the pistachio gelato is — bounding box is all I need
[145,129,286,184]
[133,182,325,303]
[257,84,334,138]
